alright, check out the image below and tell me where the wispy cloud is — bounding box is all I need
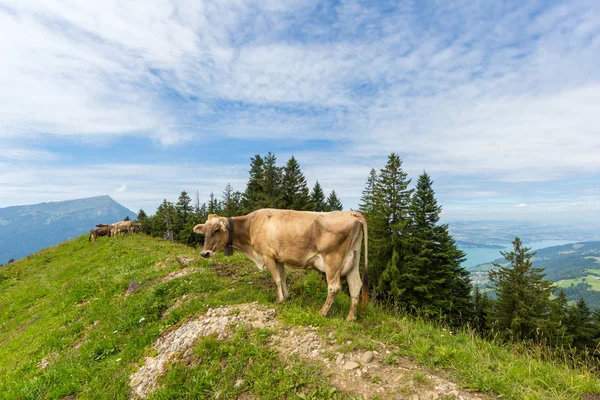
[1,0,599,221]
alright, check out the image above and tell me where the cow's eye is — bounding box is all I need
[215,228,220,233]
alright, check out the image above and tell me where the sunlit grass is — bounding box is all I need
[0,234,598,399]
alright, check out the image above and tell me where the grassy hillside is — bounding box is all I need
[1,235,599,399]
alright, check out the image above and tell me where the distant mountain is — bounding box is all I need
[469,241,600,309]
[0,196,136,264]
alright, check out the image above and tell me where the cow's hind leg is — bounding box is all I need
[345,253,362,321]
[265,258,285,302]
[319,255,343,317]
[277,262,290,300]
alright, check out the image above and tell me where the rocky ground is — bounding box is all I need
[129,302,490,400]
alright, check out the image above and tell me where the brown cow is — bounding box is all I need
[89,225,110,242]
[193,209,368,321]
[111,221,134,236]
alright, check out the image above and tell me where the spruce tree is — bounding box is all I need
[137,209,148,221]
[174,191,193,242]
[358,168,378,215]
[309,181,327,212]
[393,172,472,322]
[137,209,149,234]
[373,153,412,228]
[566,298,596,351]
[326,190,343,211]
[259,152,283,208]
[488,238,555,341]
[369,153,412,299]
[176,191,193,222]
[281,156,310,210]
[242,155,264,213]
[207,192,220,215]
[154,199,176,241]
[546,290,572,347]
[222,183,240,217]
[473,288,492,334]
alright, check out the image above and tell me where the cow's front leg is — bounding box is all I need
[265,258,285,302]
[277,262,290,300]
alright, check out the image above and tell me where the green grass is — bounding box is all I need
[1,235,599,399]
[556,275,600,291]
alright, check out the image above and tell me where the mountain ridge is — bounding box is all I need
[0,195,136,264]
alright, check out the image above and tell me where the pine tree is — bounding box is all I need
[358,168,378,215]
[222,183,242,217]
[309,181,327,212]
[242,155,264,213]
[154,199,176,241]
[137,209,149,234]
[373,153,412,228]
[545,290,572,347]
[369,153,412,300]
[259,152,283,208]
[207,192,220,215]
[376,249,404,306]
[137,209,148,221]
[566,298,596,351]
[389,172,472,322]
[124,216,130,221]
[473,288,492,334]
[175,191,193,243]
[281,156,310,210]
[326,190,343,211]
[176,191,193,222]
[488,238,555,341]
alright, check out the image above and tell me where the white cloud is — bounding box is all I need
[515,203,529,208]
[1,0,600,222]
[115,184,127,193]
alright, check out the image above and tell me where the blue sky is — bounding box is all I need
[1,0,599,223]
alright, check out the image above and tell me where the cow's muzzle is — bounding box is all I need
[200,250,213,258]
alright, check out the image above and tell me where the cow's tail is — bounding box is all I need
[351,211,369,313]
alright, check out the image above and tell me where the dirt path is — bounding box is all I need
[129,302,490,400]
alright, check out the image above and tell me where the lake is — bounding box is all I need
[459,240,573,269]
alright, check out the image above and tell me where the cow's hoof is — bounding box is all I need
[346,314,357,322]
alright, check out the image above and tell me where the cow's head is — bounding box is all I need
[193,214,230,258]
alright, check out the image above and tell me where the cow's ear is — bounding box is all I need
[219,220,227,231]
[193,224,205,234]
[208,214,218,219]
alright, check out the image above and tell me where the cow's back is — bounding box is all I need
[248,209,360,268]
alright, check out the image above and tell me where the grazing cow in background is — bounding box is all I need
[129,222,141,234]
[96,224,112,237]
[193,209,368,321]
[111,221,134,236]
[89,225,110,242]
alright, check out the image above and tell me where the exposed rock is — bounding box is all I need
[252,320,266,329]
[360,351,374,364]
[343,361,360,370]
